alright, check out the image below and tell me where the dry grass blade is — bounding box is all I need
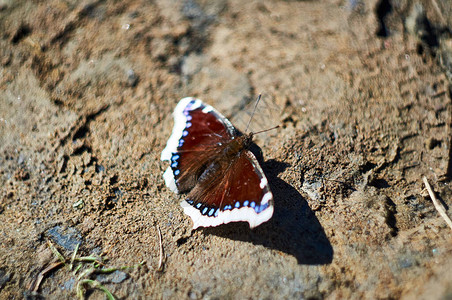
[47,240,66,264]
[70,243,80,271]
[156,225,164,272]
[422,176,452,230]
[30,261,64,292]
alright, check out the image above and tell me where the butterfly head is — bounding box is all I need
[244,132,254,148]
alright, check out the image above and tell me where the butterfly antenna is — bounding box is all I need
[245,94,262,133]
[253,125,280,135]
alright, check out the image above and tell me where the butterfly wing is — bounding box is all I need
[161,97,237,193]
[181,150,274,229]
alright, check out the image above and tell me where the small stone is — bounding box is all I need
[47,225,82,251]
[126,69,138,87]
[96,270,128,284]
[61,278,75,290]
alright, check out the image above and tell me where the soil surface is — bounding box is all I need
[1,0,452,299]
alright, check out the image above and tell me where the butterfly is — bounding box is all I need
[161,97,274,229]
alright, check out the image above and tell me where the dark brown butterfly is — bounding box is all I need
[161,97,273,229]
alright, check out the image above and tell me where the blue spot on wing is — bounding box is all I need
[254,202,269,214]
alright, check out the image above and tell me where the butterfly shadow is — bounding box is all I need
[202,158,334,265]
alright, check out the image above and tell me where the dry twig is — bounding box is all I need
[30,261,64,292]
[156,225,164,272]
[423,176,452,230]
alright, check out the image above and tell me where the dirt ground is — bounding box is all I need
[1,0,452,299]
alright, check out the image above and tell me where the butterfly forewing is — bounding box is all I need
[161,98,236,193]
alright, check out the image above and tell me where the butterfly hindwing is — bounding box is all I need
[182,151,273,229]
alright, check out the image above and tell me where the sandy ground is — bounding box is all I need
[1,0,452,299]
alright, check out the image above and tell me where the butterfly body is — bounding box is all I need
[161,98,273,229]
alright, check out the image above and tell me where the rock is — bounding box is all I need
[47,226,82,252]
